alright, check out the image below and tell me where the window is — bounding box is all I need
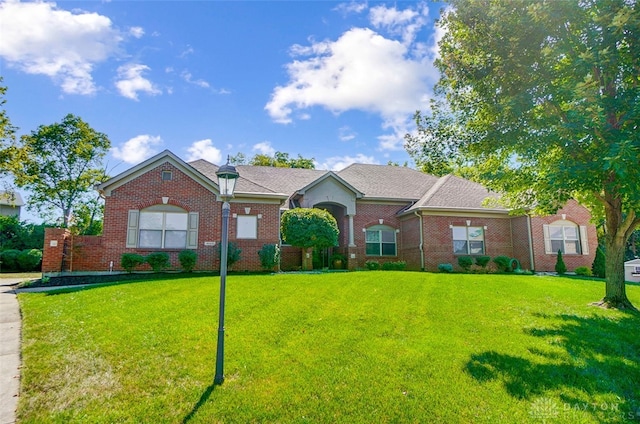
[545,222,583,255]
[126,206,198,249]
[162,171,172,181]
[366,225,396,256]
[452,226,485,255]
[237,215,257,239]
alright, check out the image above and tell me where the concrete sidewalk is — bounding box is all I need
[0,279,23,424]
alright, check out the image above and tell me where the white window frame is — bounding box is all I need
[126,206,198,249]
[365,225,397,256]
[543,221,588,255]
[237,215,258,239]
[452,226,485,255]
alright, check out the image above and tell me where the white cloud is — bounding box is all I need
[319,154,378,171]
[265,3,439,152]
[333,1,368,15]
[115,63,161,100]
[181,70,210,89]
[0,0,123,95]
[111,135,163,164]
[129,26,144,38]
[186,139,222,163]
[252,141,276,156]
[338,126,356,142]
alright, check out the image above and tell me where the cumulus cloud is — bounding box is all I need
[111,135,163,164]
[115,63,161,100]
[252,141,276,156]
[186,139,222,163]
[319,154,378,171]
[0,0,123,95]
[129,26,144,38]
[265,3,439,152]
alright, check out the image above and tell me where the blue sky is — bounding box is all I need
[1,0,445,219]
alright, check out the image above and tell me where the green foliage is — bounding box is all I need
[365,260,380,270]
[121,253,145,273]
[381,261,406,271]
[592,246,606,279]
[0,249,21,271]
[0,215,45,251]
[475,256,491,268]
[178,250,197,273]
[0,78,17,158]
[145,252,170,272]
[281,208,339,250]
[438,263,454,273]
[0,113,110,226]
[330,253,346,269]
[258,244,280,271]
[218,242,242,269]
[17,249,42,271]
[555,250,567,275]
[457,256,473,272]
[575,266,593,277]
[249,151,315,169]
[493,256,512,273]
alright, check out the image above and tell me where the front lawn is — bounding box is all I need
[17,272,640,423]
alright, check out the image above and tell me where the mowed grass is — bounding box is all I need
[17,272,640,423]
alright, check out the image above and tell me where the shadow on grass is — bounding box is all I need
[466,312,640,420]
[183,382,217,423]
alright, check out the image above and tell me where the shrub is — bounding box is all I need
[218,242,242,270]
[178,250,198,272]
[493,255,512,272]
[475,255,491,268]
[0,249,21,271]
[365,260,380,270]
[555,250,567,275]
[18,249,42,271]
[121,253,145,273]
[438,263,454,273]
[592,246,606,278]
[381,261,406,271]
[258,244,280,271]
[146,252,170,272]
[574,266,592,277]
[457,256,473,272]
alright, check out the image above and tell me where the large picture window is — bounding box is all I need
[126,205,198,249]
[366,225,396,256]
[452,226,485,255]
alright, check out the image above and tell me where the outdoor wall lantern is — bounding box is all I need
[214,158,239,385]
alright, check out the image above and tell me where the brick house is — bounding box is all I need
[42,150,597,274]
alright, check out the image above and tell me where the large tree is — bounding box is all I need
[406,0,640,309]
[0,114,110,228]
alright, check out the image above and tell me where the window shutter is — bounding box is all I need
[579,225,589,255]
[187,212,199,249]
[543,224,552,254]
[126,210,139,248]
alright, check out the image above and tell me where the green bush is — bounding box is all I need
[574,266,592,277]
[592,246,606,278]
[493,255,512,272]
[365,260,380,270]
[0,249,21,271]
[121,253,145,273]
[178,250,198,272]
[438,263,454,273]
[218,242,242,270]
[381,261,406,271]
[145,252,170,272]
[258,244,280,271]
[457,256,473,272]
[475,255,491,268]
[17,249,42,271]
[555,250,567,275]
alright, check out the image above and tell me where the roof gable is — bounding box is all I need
[337,164,438,200]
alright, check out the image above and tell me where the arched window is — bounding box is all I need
[544,220,582,255]
[126,205,198,249]
[365,224,396,256]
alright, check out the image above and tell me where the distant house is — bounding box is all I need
[0,191,23,218]
[41,150,597,274]
[625,259,640,283]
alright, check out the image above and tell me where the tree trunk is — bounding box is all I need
[301,247,313,271]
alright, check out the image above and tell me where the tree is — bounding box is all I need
[0,215,45,251]
[281,208,339,270]
[0,114,110,228]
[406,0,640,309]
[555,250,567,275]
[249,151,315,169]
[0,78,17,165]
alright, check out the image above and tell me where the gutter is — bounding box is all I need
[415,210,425,271]
[527,214,535,271]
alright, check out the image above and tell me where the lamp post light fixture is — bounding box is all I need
[214,158,239,385]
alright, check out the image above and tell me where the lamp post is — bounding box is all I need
[214,158,239,385]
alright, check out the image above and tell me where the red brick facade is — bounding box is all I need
[41,156,597,275]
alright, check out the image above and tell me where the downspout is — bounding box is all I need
[527,214,535,271]
[415,210,425,271]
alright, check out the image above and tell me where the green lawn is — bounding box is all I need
[17,272,640,423]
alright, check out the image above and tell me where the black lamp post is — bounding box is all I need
[214,158,239,385]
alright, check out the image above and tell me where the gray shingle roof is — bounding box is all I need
[407,174,505,211]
